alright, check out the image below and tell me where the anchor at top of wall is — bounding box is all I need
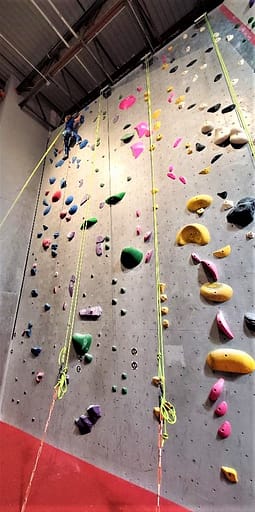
[101,85,112,99]
[141,52,153,69]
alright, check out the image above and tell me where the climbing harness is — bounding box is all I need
[205,14,255,158]
[145,57,177,512]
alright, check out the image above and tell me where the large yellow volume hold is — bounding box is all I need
[221,466,239,483]
[213,245,231,258]
[206,348,255,374]
[176,223,210,245]
[186,194,213,212]
[200,282,233,302]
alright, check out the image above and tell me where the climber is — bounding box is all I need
[62,112,84,160]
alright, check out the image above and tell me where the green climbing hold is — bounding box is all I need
[121,372,127,380]
[105,192,126,205]
[84,353,93,364]
[120,133,135,144]
[121,387,128,395]
[80,218,98,230]
[72,333,92,356]
[112,385,117,392]
[121,247,143,269]
[248,17,254,24]
[112,345,117,351]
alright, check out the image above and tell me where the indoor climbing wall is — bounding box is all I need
[1,2,255,512]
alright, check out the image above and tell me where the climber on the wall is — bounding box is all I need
[62,112,84,160]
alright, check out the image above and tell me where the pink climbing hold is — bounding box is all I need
[201,260,219,281]
[136,226,141,236]
[168,92,174,103]
[131,142,145,159]
[168,165,174,171]
[119,95,136,110]
[52,190,61,202]
[42,238,51,249]
[136,209,141,217]
[134,122,150,138]
[218,420,232,439]
[215,400,228,417]
[179,176,187,184]
[167,172,177,180]
[137,86,142,92]
[36,371,44,383]
[145,249,153,263]
[209,377,224,401]
[216,311,234,339]
[144,231,152,242]
[173,137,182,148]
[67,231,75,241]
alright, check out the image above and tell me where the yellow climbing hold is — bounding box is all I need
[213,245,231,258]
[206,348,255,374]
[154,121,161,131]
[149,144,155,151]
[152,109,161,120]
[186,194,213,212]
[153,406,160,419]
[144,91,150,101]
[159,283,166,293]
[160,294,168,302]
[152,376,162,386]
[176,224,210,246]
[185,142,191,148]
[199,166,211,175]
[187,148,193,155]
[151,188,159,194]
[200,282,233,302]
[162,63,169,70]
[167,86,174,92]
[161,306,169,315]
[221,466,239,483]
[156,134,162,141]
[175,95,185,105]
[162,319,169,328]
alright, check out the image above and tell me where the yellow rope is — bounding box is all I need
[145,58,177,441]
[205,14,255,158]
[0,128,63,230]
[55,97,102,399]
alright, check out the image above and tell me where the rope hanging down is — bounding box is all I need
[205,14,255,158]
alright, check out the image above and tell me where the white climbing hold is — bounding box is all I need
[192,74,198,82]
[198,103,208,111]
[231,78,239,85]
[226,34,234,42]
[181,70,189,75]
[200,26,206,32]
[214,127,231,145]
[200,63,207,69]
[215,37,221,43]
[222,200,234,210]
[213,32,220,38]
[229,127,248,145]
[183,33,188,39]
[238,59,244,65]
[246,231,255,239]
[186,46,191,52]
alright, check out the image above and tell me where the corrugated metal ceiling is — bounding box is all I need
[0,0,223,128]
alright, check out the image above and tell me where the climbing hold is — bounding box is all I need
[53,232,60,239]
[213,127,230,145]
[161,307,169,315]
[121,247,143,269]
[229,127,248,145]
[43,205,51,216]
[227,197,255,227]
[42,224,48,231]
[79,139,88,149]
[69,204,78,215]
[200,282,233,303]
[191,252,201,264]
[36,371,44,383]
[52,190,61,202]
[44,303,51,311]
[176,224,210,245]
[160,294,168,302]
[201,122,214,134]
[121,372,127,380]
[144,231,152,242]
[80,194,90,206]
[80,218,98,230]
[105,192,126,205]
[60,178,66,189]
[31,347,42,357]
[179,176,187,184]
[206,348,255,373]
[31,289,38,298]
[51,249,57,258]
[22,322,33,338]
[186,195,213,212]
[121,133,135,144]
[244,312,255,332]
[207,103,221,113]
[121,387,128,395]
[173,137,182,148]
[84,353,93,364]
[211,153,223,164]
[156,134,163,141]
[162,319,169,328]
[175,95,185,105]
[60,211,67,219]
[120,287,126,294]
[37,233,43,238]
[152,376,162,387]
[30,267,37,276]
[195,142,206,152]
[131,142,144,158]
[218,421,232,439]
[72,333,92,356]
[136,226,141,236]
[214,73,222,82]
[187,59,197,67]
[43,199,49,207]
[145,249,153,263]
[167,172,177,180]
[87,404,101,424]
[112,385,117,392]
[222,104,236,114]
[208,378,224,401]
[42,238,51,249]
[69,275,75,297]
[112,298,117,306]
[223,200,234,210]
[217,191,227,199]
[49,177,56,185]
[75,415,93,435]
[201,260,219,281]
[215,401,228,417]
[216,311,234,339]
[169,65,178,73]
[55,159,65,167]
[246,231,255,239]
[199,166,211,174]
[65,195,73,206]
[152,109,161,120]
[123,123,131,130]
[79,306,102,319]
[205,47,213,53]
[120,309,127,316]
[119,95,136,110]
[96,235,104,256]
[67,231,75,241]
[221,466,238,483]
[112,278,117,285]
[127,176,132,182]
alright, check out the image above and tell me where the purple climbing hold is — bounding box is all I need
[87,404,102,424]
[69,275,75,297]
[201,259,219,281]
[96,235,104,256]
[75,415,93,435]
[67,231,75,241]
[79,305,102,319]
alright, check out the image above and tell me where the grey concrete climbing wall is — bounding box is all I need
[0,76,48,393]
[1,3,254,511]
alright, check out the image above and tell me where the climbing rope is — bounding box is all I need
[0,128,63,231]
[205,14,255,158]
[145,57,177,511]
[20,98,102,511]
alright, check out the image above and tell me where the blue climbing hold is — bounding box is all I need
[31,347,42,357]
[49,158,53,164]
[80,115,85,124]
[72,156,77,164]
[79,139,88,149]
[49,177,56,185]
[60,178,67,188]
[69,204,78,215]
[65,195,73,205]
[37,232,42,238]
[51,243,58,250]
[53,232,60,239]
[43,199,49,206]
[55,159,65,168]
[43,205,51,216]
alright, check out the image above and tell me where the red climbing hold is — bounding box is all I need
[42,238,51,249]
[52,190,62,202]
[60,211,67,219]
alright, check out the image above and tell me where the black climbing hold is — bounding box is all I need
[217,191,228,199]
[123,123,131,130]
[51,250,58,258]
[205,47,213,53]
[43,224,48,231]
[186,59,197,67]
[187,104,196,110]
[211,153,223,164]
[131,361,138,370]
[112,385,117,392]
[121,372,127,380]
[120,287,126,294]
[87,405,101,424]
[207,103,221,113]
[112,345,117,351]
[185,86,190,93]
[191,32,197,38]
[31,347,42,357]
[105,235,110,242]
[31,268,36,276]
[44,303,51,311]
[196,142,206,152]
[227,197,255,228]
[214,73,222,82]
[131,347,138,355]
[244,312,255,332]
[112,298,117,305]
[221,104,236,114]
[105,244,110,251]
[169,65,178,73]
[37,233,42,238]
[170,57,175,63]
[31,289,38,298]
[112,278,118,285]
[120,309,127,316]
